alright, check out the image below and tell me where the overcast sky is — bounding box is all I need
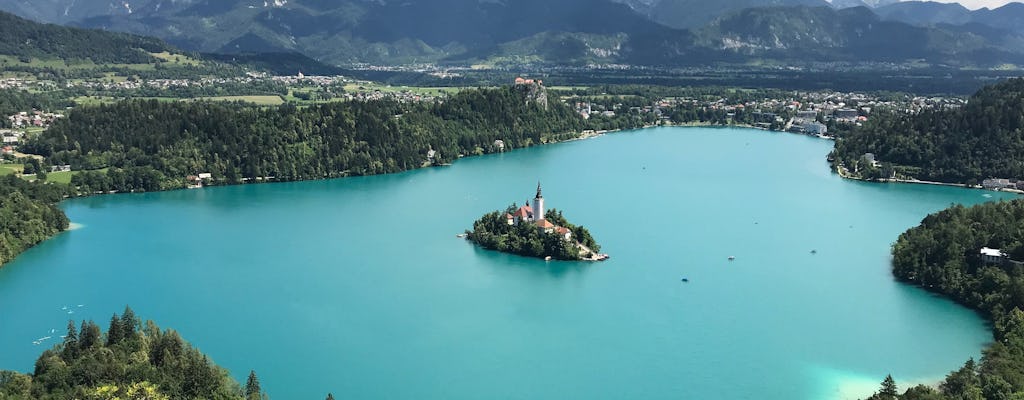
[925,0,1019,9]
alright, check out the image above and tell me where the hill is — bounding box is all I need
[876,1,1024,35]
[0,308,270,399]
[0,0,1022,67]
[873,199,1024,400]
[644,0,829,29]
[694,6,1018,65]
[0,10,173,64]
[831,77,1024,184]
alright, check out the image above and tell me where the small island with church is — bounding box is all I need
[466,183,608,261]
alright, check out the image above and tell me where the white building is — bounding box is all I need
[981,247,1006,264]
[507,183,571,240]
[532,182,545,222]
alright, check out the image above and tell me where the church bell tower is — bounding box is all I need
[533,182,545,222]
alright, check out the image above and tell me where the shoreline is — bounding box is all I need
[834,164,1024,195]
[3,121,1013,395]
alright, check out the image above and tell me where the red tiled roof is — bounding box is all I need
[513,206,532,218]
[536,220,555,229]
[555,226,570,235]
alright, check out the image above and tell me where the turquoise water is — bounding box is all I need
[0,127,1018,399]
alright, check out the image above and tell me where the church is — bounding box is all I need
[504,183,572,240]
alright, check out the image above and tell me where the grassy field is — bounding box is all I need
[44,171,74,184]
[1,51,202,74]
[0,164,23,176]
[150,51,202,66]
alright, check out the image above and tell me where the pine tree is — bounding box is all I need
[879,374,898,399]
[121,305,137,336]
[79,320,101,349]
[245,370,261,400]
[61,320,78,359]
[63,320,77,344]
[106,314,123,346]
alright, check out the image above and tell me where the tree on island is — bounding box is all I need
[467,205,600,261]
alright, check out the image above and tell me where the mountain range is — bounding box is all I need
[0,0,1021,67]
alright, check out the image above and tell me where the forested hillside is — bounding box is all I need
[868,199,1024,399]
[0,11,172,64]
[23,86,588,193]
[0,308,265,399]
[831,77,1024,184]
[0,176,69,266]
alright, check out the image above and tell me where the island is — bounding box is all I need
[466,183,606,261]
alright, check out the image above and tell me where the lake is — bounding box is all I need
[0,127,1018,399]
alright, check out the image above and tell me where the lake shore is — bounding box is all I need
[834,164,1024,195]
[1,126,1006,399]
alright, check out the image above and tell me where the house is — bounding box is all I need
[796,110,818,121]
[505,213,515,225]
[981,247,1006,264]
[49,165,71,173]
[493,140,505,151]
[982,178,1014,190]
[198,173,213,180]
[513,205,534,224]
[1,135,17,144]
[834,108,858,120]
[805,122,827,135]
[514,77,542,86]
[1,145,13,155]
[536,219,555,234]
[186,175,203,189]
[555,226,572,241]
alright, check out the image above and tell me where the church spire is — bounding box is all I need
[535,182,543,199]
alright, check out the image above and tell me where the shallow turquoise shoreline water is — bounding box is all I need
[0,127,1017,399]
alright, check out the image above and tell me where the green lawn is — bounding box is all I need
[44,171,73,184]
[0,164,23,176]
[149,51,202,66]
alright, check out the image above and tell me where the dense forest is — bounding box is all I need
[0,175,69,266]
[467,208,600,261]
[0,308,269,400]
[862,199,1024,399]
[0,11,171,64]
[831,78,1024,184]
[24,86,586,193]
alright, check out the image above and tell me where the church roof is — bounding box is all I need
[514,206,532,218]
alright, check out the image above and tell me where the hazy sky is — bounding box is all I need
[925,0,1019,9]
